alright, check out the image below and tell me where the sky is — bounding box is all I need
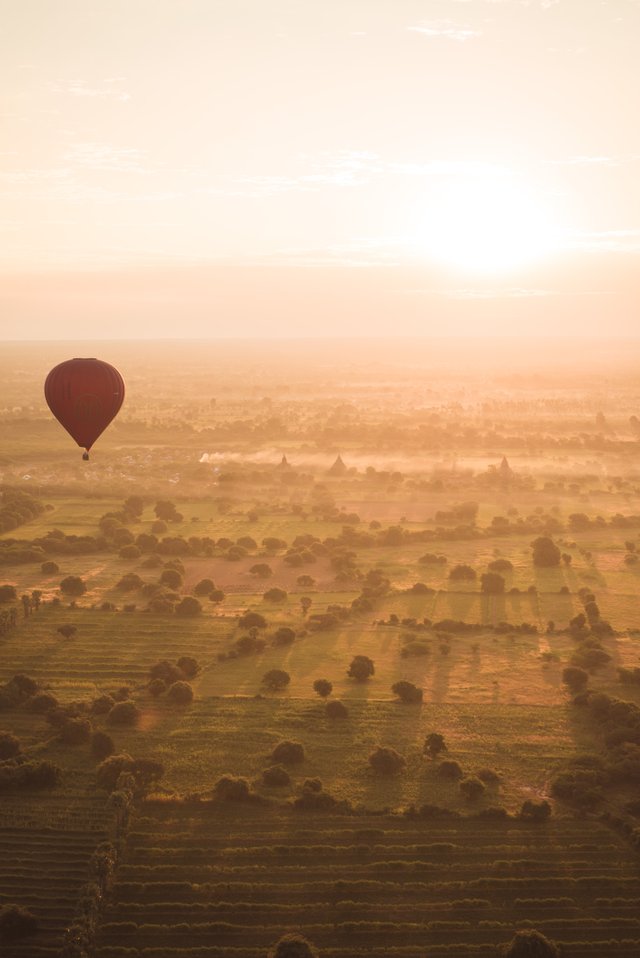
[1,0,639,339]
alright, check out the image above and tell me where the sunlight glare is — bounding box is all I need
[416,173,561,274]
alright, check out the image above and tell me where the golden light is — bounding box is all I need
[415,171,562,274]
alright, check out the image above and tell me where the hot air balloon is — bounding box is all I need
[44,358,125,460]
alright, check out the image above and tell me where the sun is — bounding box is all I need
[415,171,561,274]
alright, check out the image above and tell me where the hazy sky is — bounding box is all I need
[2,0,639,338]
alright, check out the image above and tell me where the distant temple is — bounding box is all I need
[499,456,513,477]
[277,454,291,470]
[328,454,347,476]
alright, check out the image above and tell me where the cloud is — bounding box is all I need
[407,20,482,41]
[63,143,145,173]
[568,229,640,253]
[50,78,131,102]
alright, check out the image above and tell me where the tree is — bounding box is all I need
[271,740,304,764]
[347,655,375,682]
[0,585,17,603]
[91,731,115,761]
[107,701,140,726]
[481,572,505,594]
[0,732,21,760]
[313,678,333,698]
[175,596,202,617]
[213,775,251,802]
[160,568,183,590]
[531,536,561,567]
[238,610,267,629]
[326,699,348,719]
[520,799,552,822]
[262,764,291,787]
[502,929,560,957]
[116,572,144,592]
[391,680,423,704]
[300,596,312,616]
[562,666,588,691]
[263,587,288,602]
[41,560,59,574]
[0,904,39,941]
[267,932,319,958]
[124,494,144,517]
[57,624,77,638]
[423,733,447,758]
[167,681,194,705]
[459,775,485,801]
[59,575,86,596]
[177,655,200,678]
[250,563,273,578]
[272,626,296,647]
[154,500,182,522]
[448,564,477,581]
[193,578,215,596]
[263,669,291,692]
[369,745,406,775]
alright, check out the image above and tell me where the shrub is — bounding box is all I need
[391,680,423,704]
[116,573,144,592]
[59,575,86,596]
[167,681,194,706]
[0,904,39,941]
[26,691,58,713]
[262,669,291,692]
[209,588,225,603]
[147,678,166,697]
[57,624,77,638]
[271,740,304,765]
[107,702,140,727]
[313,678,333,698]
[214,775,251,802]
[326,699,348,719]
[369,745,406,776]
[262,764,291,787]
[347,655,375,681]
[41,560,59,574]
[91,731,115,761]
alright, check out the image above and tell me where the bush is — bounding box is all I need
[26,691,58,713]
[271,740,304,765]
[0,904,39,941]
[57,624,77,639]
[369,745,406,775]
[167,681,194,706]
[347,655,375,682]
[160,568,183,590]
[0,584,17,603]
[59,575,86,596]
[116,573,144,592]
[250,563,273,578]
[148,678,166,697]
[313,678,333,698]
[119,544,141,560]
[262,764,291,787]
[107,702,140,727]
[41,560,59,574]
[96,753,134,791]
[391,680,423,704]
[262,669,291,692]
[326,699,348,719]
[149,660,183,685]
[214,775,251,802]
[488,558,513,573]
[91,731,115,761]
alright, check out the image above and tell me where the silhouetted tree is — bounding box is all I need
[313,678,333,698]
[347,655,375,681]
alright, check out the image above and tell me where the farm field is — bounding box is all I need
[1,341,640,956]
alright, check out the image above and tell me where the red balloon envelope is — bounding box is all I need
[44,358,125,458]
